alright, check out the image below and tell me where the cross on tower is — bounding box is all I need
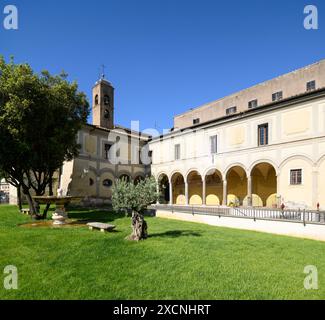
[100,64,106,79]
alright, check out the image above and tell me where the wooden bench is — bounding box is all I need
[21,208,30,215]
[87,222,116,233]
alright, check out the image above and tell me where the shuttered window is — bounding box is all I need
[210,135,218,154]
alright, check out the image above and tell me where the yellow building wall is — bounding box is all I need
[99,172,115,198]
[206,185,223,205]
[282,109,311,136]
[252,170,277,207]
[189,183,203,205]
[68,159,96,197]
[227,125,246,146]
[227,174,247,206]
[173,184,185,205]
[85,135,97,155]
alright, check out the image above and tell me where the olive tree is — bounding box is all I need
[112,176,159,241]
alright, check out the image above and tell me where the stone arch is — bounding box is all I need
[158,173,170,204]
[251,162,278,207]
[157,171,169,182]
[171,172,185,205]
[248,159,279,177]
[224,162,247,178]
[134,173,145,185]
[204,168,223,206]
[226,165,248,206]
[133,172,145,179]
[118,170,132,182]
[98,167,115,177]
[185,168,203,182]
[316,154,325,169]
[203,167,222,179]
[187,170,203,205]
[279,155,314,170]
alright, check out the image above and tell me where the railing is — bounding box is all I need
[152,204,325,226]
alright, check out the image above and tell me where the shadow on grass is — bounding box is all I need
[149,230,202,238]
[68,209,123,223]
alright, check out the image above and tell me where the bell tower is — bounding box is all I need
[92,70,114,129]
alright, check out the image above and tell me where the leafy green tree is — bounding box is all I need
[112,176,160,241]
[0,57,89,217]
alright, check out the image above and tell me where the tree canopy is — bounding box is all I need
[112,176,159,214]
[0,56,89,215]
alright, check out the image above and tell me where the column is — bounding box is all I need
[202,177,206,206]
[222,179,227,206]
[312,169,318,209]
[247,175,252,207]
[185,182,189,206]
[156,182,160,204]
[276,174,281,208]
[169,182,173,205]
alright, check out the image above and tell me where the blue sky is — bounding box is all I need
[1,0,324,131]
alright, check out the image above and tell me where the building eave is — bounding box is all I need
[150,87,325,142]
[82,123,151,141]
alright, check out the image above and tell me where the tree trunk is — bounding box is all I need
[41,175,53,219]
[17,186,22,211]
[23,187,37,217]
[127,211,148,241]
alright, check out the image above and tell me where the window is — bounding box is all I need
[193,118,200,125]
[104,143,112,159]
[210,135,218,154]
[175,144,181,160]
[248,99,258,109]
[307,80,316,92]
[104,109,110,120]
[290,169,302,185]
[226,106,237,115]
[102,179,113,188]
[258,123,269,146]
[94,95,99,105]
[89,178,94,186]
[272,91,283,102]
[104,95,110,106]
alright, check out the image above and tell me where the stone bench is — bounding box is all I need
[87,222,116,233]
[21,208,30,215]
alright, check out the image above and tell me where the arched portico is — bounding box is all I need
[158,174,170,204]
[171,172,185,205]
[226,166,248,206]
[204,168,223,206]
[119,173,131,182]
[187,171,203,205]
[251,162,277,207]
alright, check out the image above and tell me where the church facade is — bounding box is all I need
[149,59,325,210]
[49,78,150,206]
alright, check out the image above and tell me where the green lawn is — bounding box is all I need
[0,205,324,300]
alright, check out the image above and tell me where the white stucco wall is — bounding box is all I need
[150,95,325,209]
[156,209,325,242]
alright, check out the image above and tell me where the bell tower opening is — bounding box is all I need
[92,70,114,129]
